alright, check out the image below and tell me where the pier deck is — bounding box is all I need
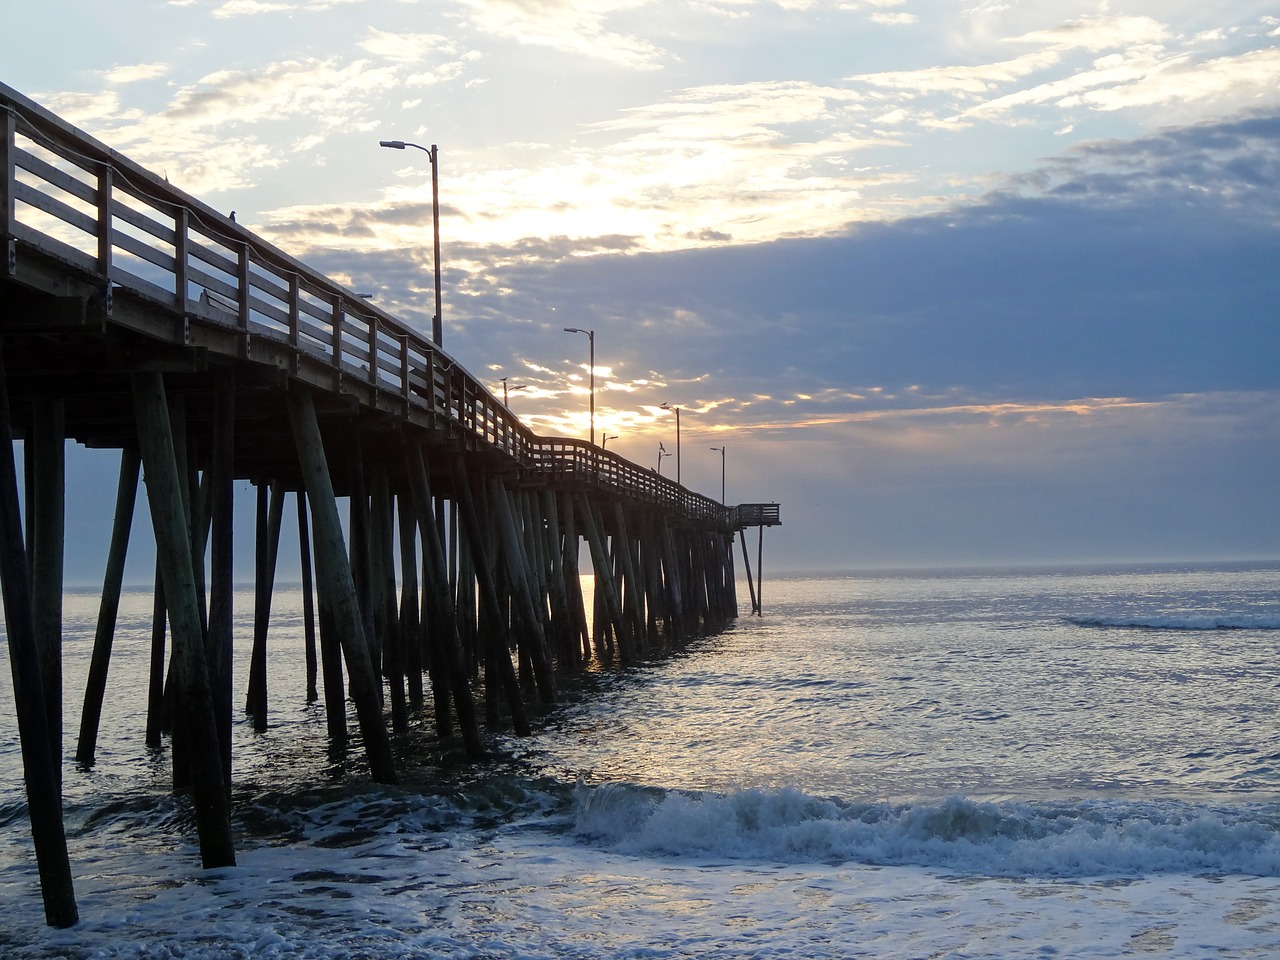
[1,80,778,927]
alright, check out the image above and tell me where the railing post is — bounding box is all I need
[288,274,301,374]
[237,243,250,357]
[3,108,16,274]
[398,334,410,403]
[330,295,343,388]
[95,165,113,313]
[173,208,189,315]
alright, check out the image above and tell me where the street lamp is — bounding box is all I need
[563,327,595,446]
[660,402,681,484]
[378,139,443,346]
[602,434,619,449]
[710,445,726,504]
[500,376,526,407]
[657,442,671,475]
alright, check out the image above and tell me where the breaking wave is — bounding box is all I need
[571,782,1280,879]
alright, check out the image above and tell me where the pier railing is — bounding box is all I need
[1,81,731,525]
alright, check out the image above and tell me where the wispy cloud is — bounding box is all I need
[358,29,458,64]
[101,63,170,84]
[456,0,667,68]
[209,0,368,16]
[1062,47,1280,112]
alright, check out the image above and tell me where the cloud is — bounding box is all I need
[854,12,1280,135]
[737,388,1280,569]
[1011,14,1171,53]
[209,0,368,16]
[313,79,907,264]
[163,58,400,127]
[455,0,667,68]
[101,63,170,84]
[211,0,294,15]
[1010,111,1280,220]
[53,55,432,195]
[853,50,1063,95]
[869,12,915,26]
[426,110,1280,442]
[1062,47,1280,112]
[359,29,458,64]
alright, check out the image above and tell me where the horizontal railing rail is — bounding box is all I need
[2,82,732,526]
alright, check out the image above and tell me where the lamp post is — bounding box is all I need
[660,402,681,484]
[500,376,526,407]
[563,327,595,446]
[710,445,726,504]
[602,434,618,449]
[378,139,443,346]
[657,443,671,475]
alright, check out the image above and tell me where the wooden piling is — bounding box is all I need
[739,529,759,615]
[371,471,407,733]
[207,365,235,786]
[299,490,346,737]
[447,457,531,735]
[403,444,486,751]
[75,447,141,765]
[247,481,284,730]
[755,524,766,616]
[132,371,236,868]
[297,492,320,703]
[0,347,78,928]
[347,442,378,697]
[286,387,397,784]
[540,489,577,670]
[424,522,457,738]
[658,519,684,638]
[489,478,555,703]
[559,493,592,664]
[577,493,629,660]
[145,560,167,748]
[29,399,65,781]
[397,495,425,707]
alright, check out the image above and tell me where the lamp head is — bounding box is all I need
[379,140,406,149]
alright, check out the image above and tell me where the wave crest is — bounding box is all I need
[572,784,1280,878]
[1066,615,1280,630]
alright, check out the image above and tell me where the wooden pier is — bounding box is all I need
[0,81,780,927]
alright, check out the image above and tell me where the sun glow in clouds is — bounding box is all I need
[8,0,1277,566]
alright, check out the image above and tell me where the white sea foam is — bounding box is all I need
[6,566,1280,958]
[573,783,1280,878]
[8,784,1280,960]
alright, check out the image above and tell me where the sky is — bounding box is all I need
[5,0,1280,576]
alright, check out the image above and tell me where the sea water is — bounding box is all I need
[2,562,1279,958]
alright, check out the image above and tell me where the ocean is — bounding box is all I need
[2,561,1279,958]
